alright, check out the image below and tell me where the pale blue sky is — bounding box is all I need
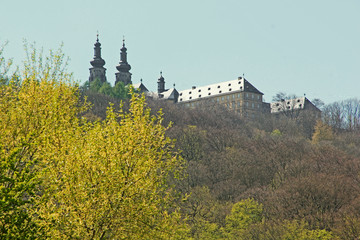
[1,0,359,104]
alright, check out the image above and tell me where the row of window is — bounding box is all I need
[179,92,261,102]
[184,100,261,109]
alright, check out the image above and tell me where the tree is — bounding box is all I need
[312,120,334,143]
[272,92,298,102]
[36,92,188,239]
[0,42,84,239]
[223,198,263,239]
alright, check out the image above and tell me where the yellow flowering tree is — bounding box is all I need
[0,43,84,239]
[38,92,188,239]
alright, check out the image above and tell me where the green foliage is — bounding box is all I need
[223,198,263,238]
[260,220,334,240]
[85,77,130,100]
[35,92,188,239]
[270,128,282,137]
[0,42,83,239]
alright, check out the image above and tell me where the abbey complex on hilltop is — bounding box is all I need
[89,35,320,118]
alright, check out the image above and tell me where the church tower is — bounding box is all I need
[115,38,132,85]
[157,71,165,94]
[89,34,106,83]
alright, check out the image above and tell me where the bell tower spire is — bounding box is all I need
[157,71,165,94]
[89,32,107,83]
[115,36,132,85]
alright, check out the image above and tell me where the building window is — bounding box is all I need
[232,94,235,99]
[189,96,192,99]
[237,101,240,107]
[180,93,182,96]
[257,104,260,108]
[257,95,260,100]
[229,88,232,91]
[189,91,192,94]
[252,103,254,108]
[219,90,222,93]
[238,81,241,84]
[238,93,241,98]
[180,98,182,101]
[217,98,220,102]
[208,93,211,95]
[252,94,254,99]
[246,93,249,98]
[199,95,201,97]
[208,87,211,90]
[217,85,220,88]
[198,89,201,92]
[246,102,249,107]
[221,96,224,101]
[226,95,229,100]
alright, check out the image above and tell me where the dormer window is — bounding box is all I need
[179,93,182,96]
[208,87,211,90]
[228,83,231,86]
[189,96,192,100]
[208,93,211,95]
[180,98,182,101]
[217,85,220,88]
[238,81,241,84]
[189,91,192,94]
[199,95,201,97]
[198,89,201,92]
[219,90,222,93]
[229,88,232,91]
